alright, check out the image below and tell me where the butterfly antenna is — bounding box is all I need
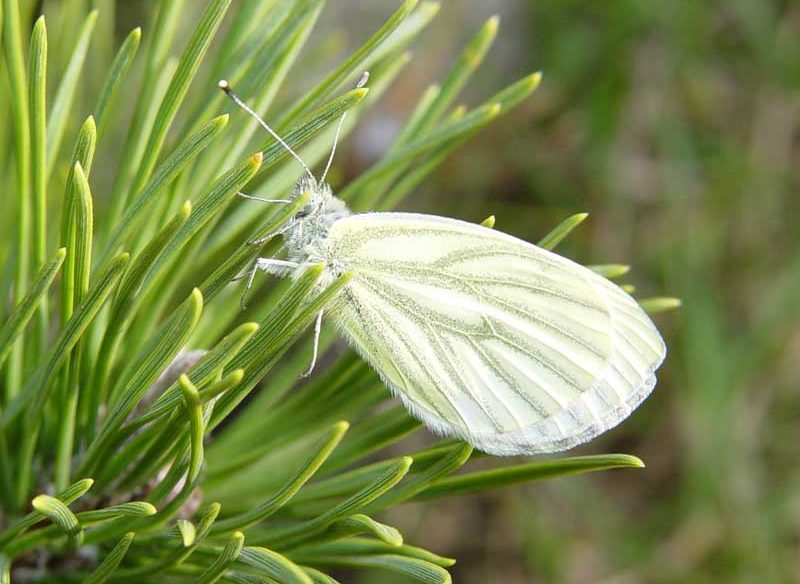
[320,71,370,183]
[218,79,313,179]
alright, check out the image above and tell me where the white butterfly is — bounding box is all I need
[220,73,666,456]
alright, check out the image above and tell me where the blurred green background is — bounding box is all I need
[334,1,800,583]
[11,0,799,582]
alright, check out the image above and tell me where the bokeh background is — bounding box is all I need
[21,0,800,582]
[328,2,800,583]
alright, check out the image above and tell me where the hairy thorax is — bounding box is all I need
[284,176,352,279]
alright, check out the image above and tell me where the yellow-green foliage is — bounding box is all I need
[0,2,674,582]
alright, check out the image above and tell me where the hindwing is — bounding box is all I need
[323,213,665,455]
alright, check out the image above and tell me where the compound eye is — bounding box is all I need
[295,209,310,219]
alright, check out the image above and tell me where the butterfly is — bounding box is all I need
[220,73,666,456]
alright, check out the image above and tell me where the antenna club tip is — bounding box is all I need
[218,79,231,92]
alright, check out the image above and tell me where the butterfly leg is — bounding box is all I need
[247,221,295,246]
[237,258,300,310]
[301,309,324,378]
[238,191,292,204]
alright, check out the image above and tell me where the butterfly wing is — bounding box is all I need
[324,212,666,455]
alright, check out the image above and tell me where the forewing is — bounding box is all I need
[325,213,666,455]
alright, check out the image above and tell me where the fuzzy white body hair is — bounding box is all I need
[275,177,666,456]
[283,176,351,280]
